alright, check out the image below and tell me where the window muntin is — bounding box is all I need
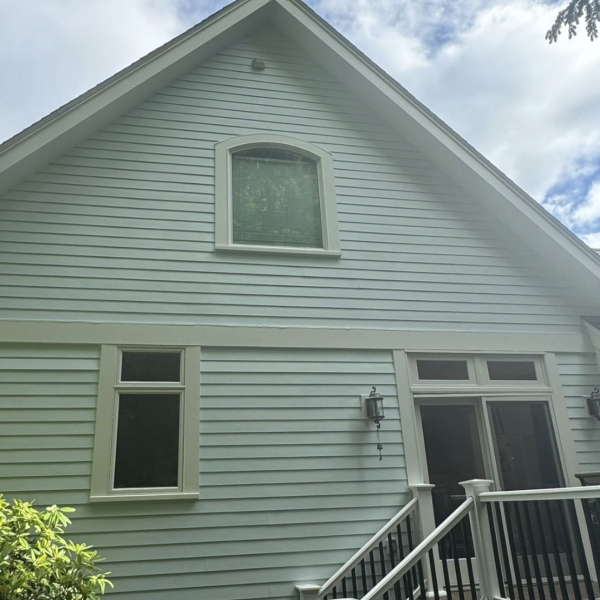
[232,148,323,248]
[90,345,200,502]
[215,134,341,256]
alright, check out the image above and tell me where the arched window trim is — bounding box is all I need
[215,134,341,256]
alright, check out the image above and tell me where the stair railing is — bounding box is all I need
[319,496,419,599]
[361,495,475,600]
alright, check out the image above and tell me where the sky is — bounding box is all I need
[1,0,600,245]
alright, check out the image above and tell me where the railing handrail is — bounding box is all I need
[318,497,419,598]
[480,483,600,503]
[361,497,474,600]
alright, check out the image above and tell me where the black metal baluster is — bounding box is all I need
[580,498,600,585]
[494,503,516,599]
[544,500,569,600]
[567,499,595,600]
[449,525,466,600]
[504,502,526,600]
[332,585,337,599]
[397,524,412,600]
[379,540,389,600]
[514,501,536,600]
[370,549,378,589]
[440,535,453,600]
[388,532,402,600]
[361,558,368,597]
[555,500,583,600]
[460,516,477,600]
[342,575,348,599]
[488,503,508,599]
[406,515,419,597]
[428,548,441,600]
[417,557,427,600]
[351,567,358,600]
[532,501,557,600]
[522,501,546,600]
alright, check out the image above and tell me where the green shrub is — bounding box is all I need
[0,495,112,600]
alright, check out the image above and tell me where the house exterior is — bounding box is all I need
[2,1,600,599]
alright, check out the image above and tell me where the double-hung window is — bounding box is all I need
[215,134,341,256]
[90,346,200,501]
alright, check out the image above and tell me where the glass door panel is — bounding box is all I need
[487,401,563,491]
[421,404,487,525]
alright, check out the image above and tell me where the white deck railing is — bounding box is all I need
[300,479,600,600]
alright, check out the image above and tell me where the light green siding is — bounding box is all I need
[0,26,591,333]
[0,344,405,600]
[557,352,600,473]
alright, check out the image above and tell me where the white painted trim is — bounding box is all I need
[584,321,600,374]
[215,244,341,257]
[392,350,423,485]
[89,492,199,503]
[89,344,201,502]
[0,321,592,352]
[214,133,341,255]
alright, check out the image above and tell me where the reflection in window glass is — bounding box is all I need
[121,352,181,382]
[416,360,469,380]
[232,148,323,248]
[113,394,180,489]
[487,360,536,381]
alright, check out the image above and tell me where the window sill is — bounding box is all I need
[90,492,199,503]
[215,244,342,257]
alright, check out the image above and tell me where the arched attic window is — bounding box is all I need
[215,134,341,256]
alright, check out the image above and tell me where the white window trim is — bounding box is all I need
[90,345,200,502]
[214,133,341,256]
[407,352,548,393]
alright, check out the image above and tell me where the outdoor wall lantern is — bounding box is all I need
[586,387,600,421]
[365,386,385,460]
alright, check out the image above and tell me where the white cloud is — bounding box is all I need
[318,0,600,206]
[0,0,189,143]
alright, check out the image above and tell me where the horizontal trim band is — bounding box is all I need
[0,320,593,353]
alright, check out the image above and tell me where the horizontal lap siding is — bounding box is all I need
[0,26,589,332]
[556,353,600,472]
[0,345,406,600]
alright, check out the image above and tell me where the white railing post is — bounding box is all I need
[410,483,446,598]
[296,584,321,600]
[461,479,500,600]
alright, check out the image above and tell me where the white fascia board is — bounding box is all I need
[0,0,271,195]
[272,0,600,298]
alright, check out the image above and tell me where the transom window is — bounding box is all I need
[215,134,341,256]
[90,345,200,501]
[409,354,545,387]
